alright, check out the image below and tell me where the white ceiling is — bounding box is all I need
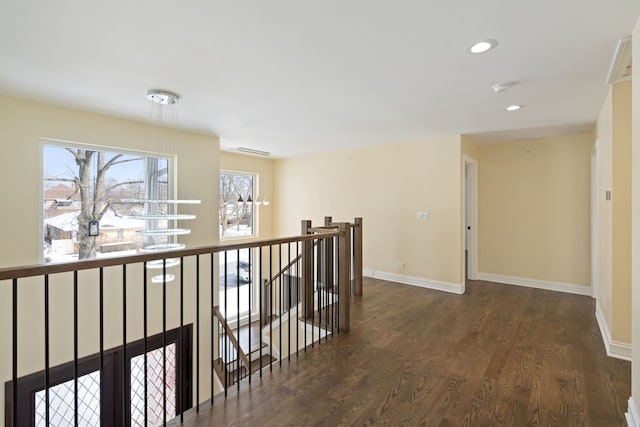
[1,1,638,158]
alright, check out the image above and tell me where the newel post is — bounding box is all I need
[338,222,351,332]
[353,217,363,297]
[322,216,334,291]
[301,220,314,319]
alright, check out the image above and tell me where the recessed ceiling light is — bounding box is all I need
[505,105,522,111]
[467,39,498,54]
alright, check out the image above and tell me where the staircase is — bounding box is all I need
[213,288,338,389]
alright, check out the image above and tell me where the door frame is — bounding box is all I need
[591,140,599,298]
[463,155,479,281]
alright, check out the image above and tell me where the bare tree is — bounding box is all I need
[219,173,253,237]
[46,148,143,259]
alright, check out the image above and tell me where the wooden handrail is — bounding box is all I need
[213,305,251,371]
[0,230,340,281]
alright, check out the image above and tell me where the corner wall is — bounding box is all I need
[476,134,592,294]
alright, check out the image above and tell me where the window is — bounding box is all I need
[218,247,254,320]
[5,326,192,426]
[219,172,255,239]
[43,142,170,263]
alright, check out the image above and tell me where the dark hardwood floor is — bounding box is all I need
[176,277,631,426]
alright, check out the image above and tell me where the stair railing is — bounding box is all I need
[0,217,361,426]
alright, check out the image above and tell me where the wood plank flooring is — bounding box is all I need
[176,277,630,426]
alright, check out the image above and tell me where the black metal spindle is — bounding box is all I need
[287,242,291,362]
[259,247,263,377]
[99,268,105,426]
[278,244,282,366]
[180,258,184,420]
[12,278,17,427]
[311,245,315,349]
[223,251,228,395]
[248,248,252,382]
[210,253,214,404]
[162,259,167,427]
[236,249,240,390]
[196,255,200,411]
[44,275,49,427]
[269,245,273,371]
[336,236,340,333]
[143,263,148,426]
[121,266,126,427]
[73,270,79,427]
[296,242,299,358]
[331,237,335,335]
[316,239,322,345]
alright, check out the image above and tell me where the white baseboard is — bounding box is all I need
[476,272,592,296]
[595,301,632,361]
[627,397,639,427]
[363,269,464,295]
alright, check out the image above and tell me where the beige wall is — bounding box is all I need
[461,135,481,160]
[611,81,632,343]
[219,151,275,239]
[595,81,633,345]
[0,95,220,419]
[274,136,464,286]
[477,134,592,286]
[631,15,640,417]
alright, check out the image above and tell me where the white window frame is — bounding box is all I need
[40,138,175,263]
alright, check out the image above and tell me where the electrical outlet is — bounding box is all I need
[395,262,405,269]
[417,212,429,221]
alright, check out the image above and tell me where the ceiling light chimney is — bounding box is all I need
[492,82,512,93]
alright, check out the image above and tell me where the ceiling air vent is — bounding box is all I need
[235,147,271,156]
[606,37,632,84]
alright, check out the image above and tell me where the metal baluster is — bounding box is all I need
[143,263,148,426]
[196,255,200,411]
[44,275,49,427]
[259,247,263,376]
[163,259,167,427]
[75,270,79,427]
[180,258,185,420]
[236,249,240,390]
[120,266,125,427]
[269,245,273,371]
[100,268,105,427]
[12,278,17,427]
[224,251,228,394]
[248,248,252,382]
[278,244,282,366]
[287,242,291,362]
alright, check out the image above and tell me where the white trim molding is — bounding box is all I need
[476,272,592,296]
[363,269,464,295]
[627,397,639,427]
[595,301,633,362]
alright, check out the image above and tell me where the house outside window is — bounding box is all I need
[42,141,170,263]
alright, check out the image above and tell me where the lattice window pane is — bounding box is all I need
[130,343,177,427]
[35,370,100,427]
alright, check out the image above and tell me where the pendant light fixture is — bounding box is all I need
[120,89,201,283]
